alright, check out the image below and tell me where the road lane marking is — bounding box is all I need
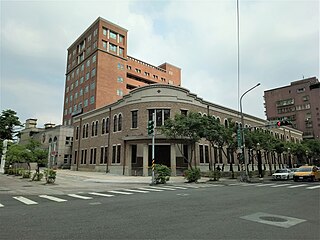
[120,189,149,193]
[0,203,4,207]
[271,184,292,188]
[67,194,93,200]
[39,195,67,202]
[108,190,134,195]
[306,185,320,189]
[287,184,308,188]
[137,187,163,192]
[147,186,176,191]
[255,184,276,187]
[176,185,199,188]
[13,196,38,205]
[167,186,188,190]
[88,192,114,197]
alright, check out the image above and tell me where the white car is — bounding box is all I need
[272,169,294,180]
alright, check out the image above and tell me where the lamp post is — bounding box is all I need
[239,83,261,181]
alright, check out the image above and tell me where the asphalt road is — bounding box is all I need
[1,182,319,240]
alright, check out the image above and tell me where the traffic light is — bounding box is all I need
[276,119,292,127]
[147,120,155,135]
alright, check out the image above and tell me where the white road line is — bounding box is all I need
[88,192,114,197]
[287,184,308,188]
[13,196,38,205]
[108,190,134,195]
[39,195,67,202]
[167,186,188,190]
[271,184,292,188]
[0,203,4,207]
[67,194,93,200]
[178,185,199,188]
[229,183,242,186]
[206,184,224,187]
[306,185,320,190]
[120,189,149,193]
[137,187,163,192]
[255,184,276,187]
[147,186,176,191]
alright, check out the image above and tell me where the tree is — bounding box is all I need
[26,139,48,174]
[0,109,22,140]
[160,112,203,169]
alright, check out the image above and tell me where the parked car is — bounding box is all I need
[272,169,294,180]
[293,165,320,182]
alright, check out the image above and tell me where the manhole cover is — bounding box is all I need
[259,216,288,222]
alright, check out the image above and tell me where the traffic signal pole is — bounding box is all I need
[151,113,156,185]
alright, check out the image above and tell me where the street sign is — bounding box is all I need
[237,129,242,148]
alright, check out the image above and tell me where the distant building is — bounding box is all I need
[19,119,74,168]
[71,84,303,176]
[63,17,181,125]
[264,77,320,140]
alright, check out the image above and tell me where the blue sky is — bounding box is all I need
[1,0,319,127]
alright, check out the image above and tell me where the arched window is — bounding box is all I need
[106,117,109,133]
[118,114,122,131]
[113,115,117,132]
[86,123,89,138]
[95,120,98,136]
[82,125,86,138]
[102,119,105,134]
[91,122,95,136]
[224,119,229,128]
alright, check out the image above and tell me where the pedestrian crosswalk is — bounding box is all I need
[0,183,319,208]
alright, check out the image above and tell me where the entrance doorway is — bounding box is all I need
[148,145,171,167]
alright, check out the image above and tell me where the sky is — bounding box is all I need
[1,0,319,128]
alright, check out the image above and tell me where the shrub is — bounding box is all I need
[21,169,31,179]
[184,168,201,183]
[32,171,43,181]
[208,170,221,181]
[44,168,56,184]
[154,164,171,184]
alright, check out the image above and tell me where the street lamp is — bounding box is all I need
[239,83,261,181]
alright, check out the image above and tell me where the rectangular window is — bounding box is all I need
[131,110,138,128]
[84,99,88,107]
[92,54,96,63]
[110,31,117,39]
[91,68,96,77]
[117,145,121,163]
[199,145,204,163]
[74,151,77,164]
[104,146,108,164]
[117,89,123,96]
[100,147,104,164]
[80,77,84,84]
[90,82,95,90]
[131,145,137,164]
[103,28,107,36]
[119,35,124,43]
[90,96,95,104]
[85,85,89,93]
[86,72,90,81]
[112,145,116,163]
[119,47,124,57]
[102,41,107,49]
[117,77,123,83]
[93,148,96,164]
[205,145,209,163]
[109,43,117,52]
[90,148,94,164]
[181,109,188,116]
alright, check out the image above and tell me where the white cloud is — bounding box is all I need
[0,0,318,127]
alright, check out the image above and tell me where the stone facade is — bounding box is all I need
[71,84,303,176]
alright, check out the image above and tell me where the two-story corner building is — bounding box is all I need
[63,17,181,126]
[71,84,303,176]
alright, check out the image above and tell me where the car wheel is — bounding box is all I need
[311,176,315,182]
[294,178,298,182]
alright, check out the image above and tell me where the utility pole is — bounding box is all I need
[148,113,156,185]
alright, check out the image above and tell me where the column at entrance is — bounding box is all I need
[142,143,149,176]
[124,143,131,176]
[170,144,176,176]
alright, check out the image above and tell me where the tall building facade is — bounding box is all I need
[264,77,320,140]
[63,17,181,125]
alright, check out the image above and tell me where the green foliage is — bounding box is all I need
[154,164,171,184]
[208,170,221,181]
[0,109,22,140]
[184,168,201,183]
[6,144,32,165]
[44,168,56,184]
[21,169,31,178]
[32,171,43,181]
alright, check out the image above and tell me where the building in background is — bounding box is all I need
[19,119,74,168]
[264,76,320,140]
[63,17,181,125]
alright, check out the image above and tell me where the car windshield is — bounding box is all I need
[275,169,288,173]
[296,167,312,172]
